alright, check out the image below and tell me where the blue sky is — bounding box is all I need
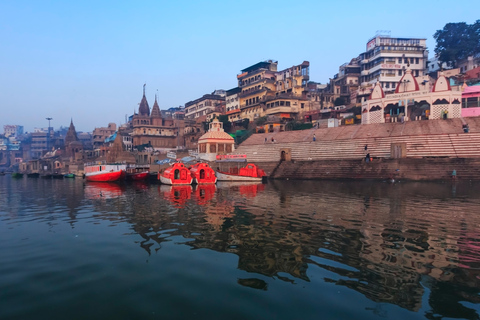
[0,0,478,132]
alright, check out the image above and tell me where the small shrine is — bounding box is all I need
[362,67,462,124]
[197,118,235,161]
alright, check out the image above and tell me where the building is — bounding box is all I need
[184,93,225,120]
[237,60,310,122]
[330,58,361,107]
[197,118,235,161]
[359,35,428,93]
[225,87,241,123]
[64,119,83,162]
[3,125,24,138]
[92,123,116,149]
[77,132,93,150]
[362,68,462,124]
[130,88,180,150]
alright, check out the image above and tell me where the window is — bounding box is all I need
[416,58,419,64]
[301,103,305,109]
[398,58,402,64]
[286,101,290,106]
[398,70,402,76]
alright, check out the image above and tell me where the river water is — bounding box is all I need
[1,176,480,320]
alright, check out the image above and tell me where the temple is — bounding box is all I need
[362,67,462,124]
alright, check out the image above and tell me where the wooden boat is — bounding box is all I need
[126,165,150,181]
[216,163,266,182]
[64,173,75,178]
[11,172,24,178]
[52,174,64,179]
[84,162,126,182]
[158,162,193,185]
[189,162,217,184]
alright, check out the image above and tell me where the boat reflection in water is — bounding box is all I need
[84,182,126,200]
[158,184,192,207]
[192,184,216,205]
[217,181,265,198]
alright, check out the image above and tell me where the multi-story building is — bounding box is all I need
[330,58,361,106]
[77,132,93,150]
[237,60,310,122]
[184,93,225,120]
[3,125,24,138]
[225,87,241,123]
[92,123,116,149]
[359,35,428,93]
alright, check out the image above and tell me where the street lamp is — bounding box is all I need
[46,117,52,151]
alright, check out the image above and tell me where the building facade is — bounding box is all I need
[359,35,428,93]
[184,94,225,120]
[237,60,310,122]
[225,87,241,123]
[92,123,116,149]
[3,125,24,138]
[130,89,180,149]
[362,69,462,124]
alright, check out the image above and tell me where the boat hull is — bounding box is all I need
[216,171,263,182]
[86,170,124,182]
[159,175,192,185]
[127,171,149,181]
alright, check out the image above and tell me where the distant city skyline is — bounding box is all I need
[1,0,478,132]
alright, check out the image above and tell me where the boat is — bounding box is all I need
[11,172,24,179]
[27,172,40,178]
[52,173,64,179]
[189,162,217,184]
[126,165,150,181]
[84,162,126,182]
[158,162,193,185]
[216,163,266,182]
[64,173,75,178]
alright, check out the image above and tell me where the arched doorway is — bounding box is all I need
[281,150,286,161]
[409,100,430,120]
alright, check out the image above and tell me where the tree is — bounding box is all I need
[218,115,231,133]
[334,97,346,106]
[434,20,480,68]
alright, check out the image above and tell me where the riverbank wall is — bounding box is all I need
[235,117,480,181]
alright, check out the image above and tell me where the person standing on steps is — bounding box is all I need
[365,153,370,163]
[313,134,316,142]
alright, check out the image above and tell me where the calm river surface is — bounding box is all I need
[1,176,480,320]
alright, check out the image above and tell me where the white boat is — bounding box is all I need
[215,163,266,182]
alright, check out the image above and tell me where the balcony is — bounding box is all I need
[226,108,241,115]
[239,88,267,98]
[265,106,298,116]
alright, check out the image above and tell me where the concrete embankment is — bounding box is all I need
[236,117,480,181]
[255,158,480,181]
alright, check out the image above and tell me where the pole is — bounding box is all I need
[46,117,52,151]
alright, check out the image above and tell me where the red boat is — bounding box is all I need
[126,165,150,181]
[216,163,266,182]
[158,162,193,185]
[189,162,217,184]
[84,163,126,182]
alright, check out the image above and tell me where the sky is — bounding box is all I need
[0,0,478,133]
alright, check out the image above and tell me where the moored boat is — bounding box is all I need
[216,163,266,182]
[11,172,24,179]
[27,172,40,178]
[189,162,217,184]
[158,162,193,185]
[64,173,75,178]
[84,162,126,182]
[126,165,150,181]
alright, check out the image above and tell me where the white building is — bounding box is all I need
[3,125,24,138]
[225,87,241,122]
[359,35,428,93]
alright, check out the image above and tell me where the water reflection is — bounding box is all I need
[2,176,480,318]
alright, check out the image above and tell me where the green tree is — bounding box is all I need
[218,115,232,133]
[434,20,480,68]
[334,97,346,106]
